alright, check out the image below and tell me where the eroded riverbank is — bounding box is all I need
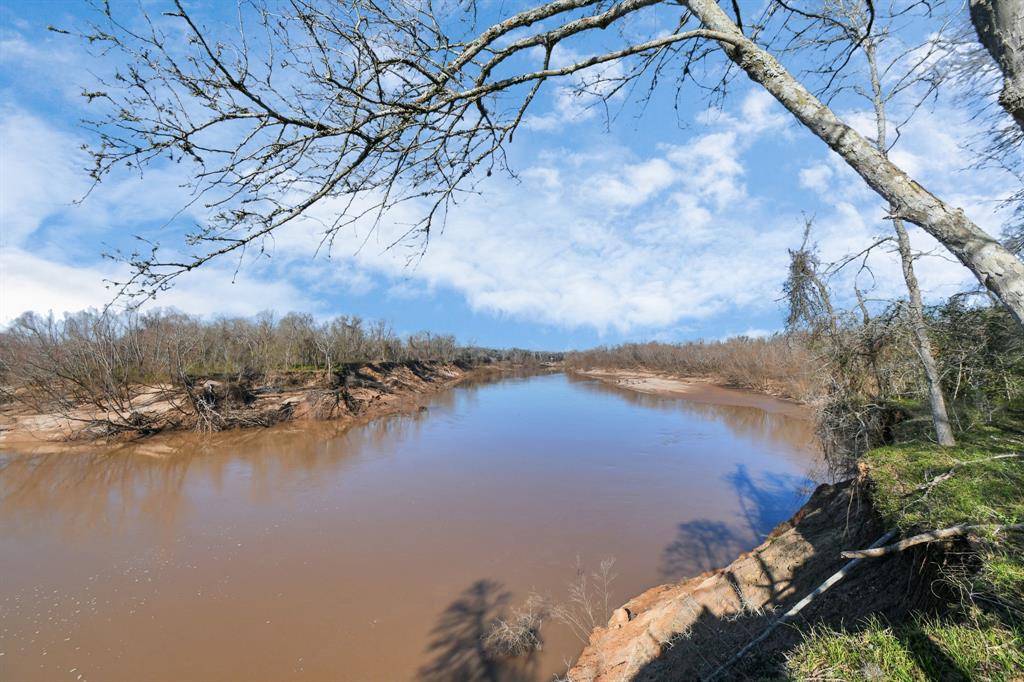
[0,361,493,446]
[564,371,934,681]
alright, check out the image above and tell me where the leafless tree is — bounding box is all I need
[64,0,1024,326]
[565,335,816,399]
[927,5,1024,256]
[0,307,516,438]
[0,311,185,436]
[785,0,958,445]
[783,218,838,338]
[548,556,617,643]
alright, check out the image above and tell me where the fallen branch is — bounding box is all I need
[702,529,898,682]
[911,453,1022,494]
[842,523,1024,559]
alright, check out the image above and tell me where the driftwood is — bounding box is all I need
[842,523,1024,559]
[702,529,899,682]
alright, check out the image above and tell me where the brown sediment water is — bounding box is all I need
[0,372,820,681]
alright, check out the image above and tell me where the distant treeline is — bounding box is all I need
[565,335,815,399]
[567,299,1022,403]
[0,309,559,418]
[0,309,560,375]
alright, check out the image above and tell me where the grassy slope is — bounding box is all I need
[788,615,1023,681]
[787,408,1024,681]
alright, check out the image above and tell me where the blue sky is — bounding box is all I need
[0,1,1017,349]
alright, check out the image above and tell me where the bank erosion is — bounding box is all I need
[567,371,1023,681]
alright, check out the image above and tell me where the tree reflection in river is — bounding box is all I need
[660,519,751,581]
[726,463,814,539]
[660,463,814,582]
[0,405,437,536]
[566,374,820,464]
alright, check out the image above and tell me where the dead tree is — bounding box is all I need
[796,0,957,445]
[67,0,1024,326]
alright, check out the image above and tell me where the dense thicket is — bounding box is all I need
[0,309,459,389]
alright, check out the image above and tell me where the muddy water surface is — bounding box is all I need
[0,373,820,681]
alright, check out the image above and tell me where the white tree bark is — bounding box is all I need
[864,38,956,447]
[971,0,1024,131]
[686,0,1024,329]
[892,219,957,445]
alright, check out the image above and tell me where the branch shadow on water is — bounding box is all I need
[634,471,930,679]
[660,464,813,583]
[416,579,540,682]
[726,464,814,540]
[660,519,753,582]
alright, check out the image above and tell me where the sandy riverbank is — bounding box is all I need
[572,368,810,418]
[0,361,500,449]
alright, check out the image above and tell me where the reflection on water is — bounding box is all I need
[658,464,813,582]
[0,373,819,681]
[567,374,820,459]
[416,580,539,682]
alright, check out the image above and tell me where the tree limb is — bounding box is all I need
[841,523,1024,559]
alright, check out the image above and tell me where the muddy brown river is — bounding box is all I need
[0,372,820,681]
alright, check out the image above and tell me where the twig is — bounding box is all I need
[842,523,1024,559]
[911,453,1022,494]
[702,529,898,682]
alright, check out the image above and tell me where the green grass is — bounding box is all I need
[785,408,1024,681]
[865,425,1024,531]
[787,614,1024,681]
[862,409,1024,612]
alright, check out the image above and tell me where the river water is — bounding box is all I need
[0,372,820,681]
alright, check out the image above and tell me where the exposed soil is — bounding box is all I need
[0,361,503,447]
[567,477,939,681]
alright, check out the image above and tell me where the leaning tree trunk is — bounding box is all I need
[685,0,1024,329]
[971,0,1024,131]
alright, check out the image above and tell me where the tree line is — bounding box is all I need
[0,308,558,436]
[565,336,816,399]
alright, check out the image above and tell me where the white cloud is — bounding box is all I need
[586,158,676,207]
[279,94,801,332]
[798,163,833,192]
[0,108,87,247]
[0,246,320,324]
[0,104,323,325]
[0,84,839,333]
